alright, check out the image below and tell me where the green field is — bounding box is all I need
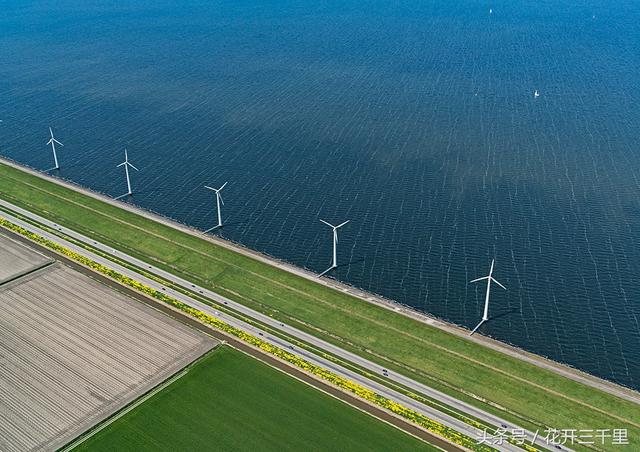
[1,162,638,448]
[73,346,433,451]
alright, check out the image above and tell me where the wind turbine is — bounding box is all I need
[47,127,63,170]
[204,182,227,232]
[469,259,506,335]
[115,149,139,199]
[318,219,350,277]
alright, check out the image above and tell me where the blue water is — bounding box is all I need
[2,0,640,389]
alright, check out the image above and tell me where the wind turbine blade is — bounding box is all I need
[336,220,350,229]
[334,231,338,243]
[49,127,54,137]
[117,162,126,168]
[128,163,139,171]
[491,277,507,290]
[204,185,215,191]
[219,182,228,191]
[218,193,225,205]
[319,219,333,228]
[47,138,53,145]
[470,319,486,336]
[469,276,489,284]
[53,138,63,146]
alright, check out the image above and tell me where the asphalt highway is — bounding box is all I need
[0,199,564,452]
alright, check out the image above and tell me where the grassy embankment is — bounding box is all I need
[1,162,638,446]
[3,217,481,450]
[73,346,434,451]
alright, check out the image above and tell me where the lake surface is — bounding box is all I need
[2,0,640,389]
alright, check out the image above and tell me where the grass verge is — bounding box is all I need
[0,205,503,438]
[0,162,637,450]
[0,216,489,450]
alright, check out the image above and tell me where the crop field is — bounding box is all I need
[0,240,216,452]
[0,231,52,282]
[74,346,433,451]
[1,162,639,445]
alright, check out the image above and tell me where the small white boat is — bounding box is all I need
[534,90,540,98]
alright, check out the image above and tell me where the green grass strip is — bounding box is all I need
[73,347,441,452]
[0,217,496,452]
[3,205,538,450]
[1,162,636,452]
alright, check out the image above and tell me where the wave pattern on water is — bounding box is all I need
[1,0,640,389]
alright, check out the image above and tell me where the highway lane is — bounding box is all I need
[3,157,636,408]
[0,200,561,452]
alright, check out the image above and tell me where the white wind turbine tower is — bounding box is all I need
[47,127,63,170]
[318,219,350,277]
[115,149,139,199]
[204,182,227,232]
[469,259,506,335]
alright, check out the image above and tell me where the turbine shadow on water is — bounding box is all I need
[215,218,246,228]
[318,257,365,277]
[335,257,365,269]
[488,309,520,322]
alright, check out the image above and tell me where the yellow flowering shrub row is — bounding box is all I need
[1,218,500,452]
[402,388,539,451]
[6,211,533,449]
